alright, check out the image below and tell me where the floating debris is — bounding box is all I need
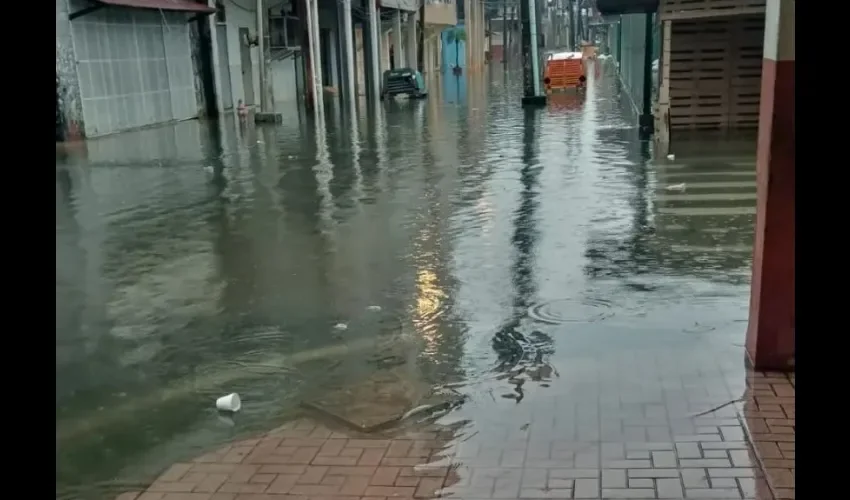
[667,153,675,160]
[215,393,241,412]
[688,397,745,418]
[666,183,686,192]
[399,401,459,422]
[683,322,716,334]
[333,323,348,331]
[366,305,382,312]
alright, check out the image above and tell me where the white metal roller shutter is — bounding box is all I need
[70,5,198,137]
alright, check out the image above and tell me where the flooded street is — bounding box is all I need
[56,70,758,500]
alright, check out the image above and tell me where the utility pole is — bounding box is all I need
[556,0,563,48]
[256,0,266,112]
[310,0,323,117]
[298,0,313,111]
[616,17,622,69]
[507,4,514,58]
[488,15,493,61]
[520,0,546,105]
[342,0,356,111]
[502,0,508,63]
[417,0,426,73]
[366,0,381,102]
[639,12,655,138]
[304,0,323,120]
[567,0,575,50]
[576,0,583,46]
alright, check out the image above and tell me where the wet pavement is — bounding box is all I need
[118,370,793,500]
[56,68,792,500]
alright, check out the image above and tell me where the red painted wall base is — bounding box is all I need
[746,58,795,372]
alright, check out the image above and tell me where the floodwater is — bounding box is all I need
[55,68,757,499]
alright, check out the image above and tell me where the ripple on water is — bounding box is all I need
[527,297,614,325]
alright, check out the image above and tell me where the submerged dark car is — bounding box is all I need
[380,68,428,101]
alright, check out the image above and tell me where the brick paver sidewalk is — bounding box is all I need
[116,370,793,500]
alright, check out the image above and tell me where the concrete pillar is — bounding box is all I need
[475,0,482,68]
[478,0,485,67]
[307,0,325,116]
[256,0,267,112]
[366,2,381,100]
[473,0,479,69]
[467,1,473,69]
[746,0,795,371]
[655,20,672,155]
[206,1,224,115]
[392,11,404,69]
[471,0,478,69]
[340,1,356,107]
[435,35,441,73]
[464,0,471,70]
[352,26,361,98]
[520,0,545,104]
[476,0,487,68]
[335,4,345,95]
[329,25,340,89]
[639,13,654,137]
[383,30,391,72]
[433,35,440,74]
[255,0,278,119]
[406,12,418,70]
[423,34,433,76]
[363,22,373,94]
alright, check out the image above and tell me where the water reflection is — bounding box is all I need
[443,74,467,105]
[492,108,547,372]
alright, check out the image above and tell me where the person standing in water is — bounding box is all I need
[237,100,248,121]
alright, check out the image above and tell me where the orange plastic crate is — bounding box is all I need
[543,55,584,93]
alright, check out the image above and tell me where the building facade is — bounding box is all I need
[55,0,217,139]
[423,0,457,76]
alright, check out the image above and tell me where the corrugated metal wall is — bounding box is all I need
[606,14,661,119]
[618,14,644,115]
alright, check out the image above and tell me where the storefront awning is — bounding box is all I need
[96,0,216,14]
[69,0,216,20]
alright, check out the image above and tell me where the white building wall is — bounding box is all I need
[271,58,299,103]
[220,1,304,108]
[220,3,350,109]
[221,0,261,107]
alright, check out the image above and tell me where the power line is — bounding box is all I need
[227,0,287,13]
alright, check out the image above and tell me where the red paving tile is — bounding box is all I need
[117,369,794,500]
